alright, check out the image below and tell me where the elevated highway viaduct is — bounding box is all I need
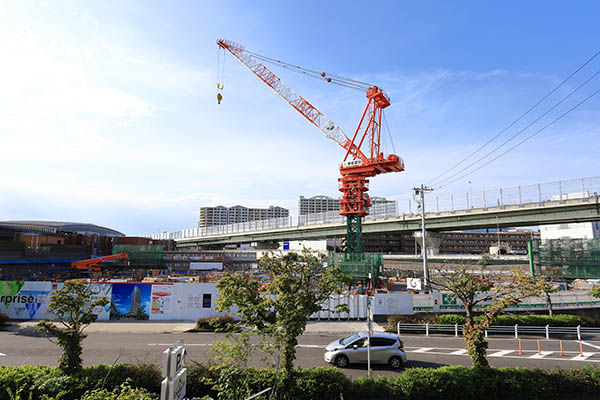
[176,196,600,249]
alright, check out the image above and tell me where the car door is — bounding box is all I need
[347,337,369,363]
[370,337,396,363]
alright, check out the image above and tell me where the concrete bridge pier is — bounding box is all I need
[413,231,442,257]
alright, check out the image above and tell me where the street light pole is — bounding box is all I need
[414,184,434,293]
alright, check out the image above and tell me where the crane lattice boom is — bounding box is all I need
[217,38,405,253]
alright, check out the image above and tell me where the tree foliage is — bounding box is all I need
[215,250,350,374]
[36,280,109,374]
[432,266,542,367]
[590,286,600,299]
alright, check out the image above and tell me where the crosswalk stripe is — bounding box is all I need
[449,349,468,355]
[570,352,594,361]
[490,350,513,357]
[412,347,434,353]
[528,351,553,359]
[0,352,5,356]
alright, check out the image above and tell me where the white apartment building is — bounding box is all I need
[298,195,396,217]
[198,205,289,228]
[540,221,600,241]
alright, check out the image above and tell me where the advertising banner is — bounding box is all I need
[150,283,175,320]
[88,283,112,321]
[109,283,152,320]
[0,281,52,319]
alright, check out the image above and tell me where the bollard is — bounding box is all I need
[560,340,564,356]
[455,323,458,337]
[577,325,581,341]
[519,339,522,355]
[485,330,488,338]
[580,340,584,356]
[515,324,519,339]
[545,324,549,340]
[537,339,541,355]
[397,322,400,336]
[426,323,429,337]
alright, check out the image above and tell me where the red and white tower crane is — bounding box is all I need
[216,39,405,254]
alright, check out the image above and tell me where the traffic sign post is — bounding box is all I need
[161,340,187,400]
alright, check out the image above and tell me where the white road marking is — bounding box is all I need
[0,352,5,356]
[528,351,553,359]
[570,352,594,361]
[582,341,600,350]
[490,350,514,357]
[148,343,210,346]
[296,344,325,349]
[412,347,434,353]
[449,349,468,355]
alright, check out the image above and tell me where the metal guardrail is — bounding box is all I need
[151,176,599,240]
[397,323,600,339]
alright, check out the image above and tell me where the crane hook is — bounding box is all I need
[217,92,223,104]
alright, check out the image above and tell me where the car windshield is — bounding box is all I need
[340,334,361,346]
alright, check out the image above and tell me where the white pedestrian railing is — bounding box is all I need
[151,176,600,240]
[397,323,600,339]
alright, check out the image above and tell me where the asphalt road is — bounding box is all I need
[2,326,600,380]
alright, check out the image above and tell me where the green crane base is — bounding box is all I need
[328,251,383,280]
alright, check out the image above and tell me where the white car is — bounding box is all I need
[324,331,407,369]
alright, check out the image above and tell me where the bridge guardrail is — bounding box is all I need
[397,323,600,339]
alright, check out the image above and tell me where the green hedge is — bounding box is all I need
[194,315,239,332]
[3,363,600,400]
[0,364,161,400]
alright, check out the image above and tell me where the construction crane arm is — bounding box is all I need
[71,253,129,271]
[217,39,369,164]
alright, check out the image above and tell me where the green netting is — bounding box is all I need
[328,252,383,279]
[113,244,163,268]
[530,238,600,279]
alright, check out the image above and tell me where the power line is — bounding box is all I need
[433,66,600,187]
[426,49,600,186]
[437,86,600,189]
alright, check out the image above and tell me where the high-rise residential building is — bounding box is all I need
[298,195,339,216]
[298,195,397,217]
[198,205,289,228]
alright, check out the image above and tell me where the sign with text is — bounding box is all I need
[161,340,187,400]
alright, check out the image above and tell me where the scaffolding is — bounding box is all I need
[529,238,600,279]
[113,245,164,268]
[328,252,383,280]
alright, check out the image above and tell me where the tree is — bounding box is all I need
[36,280,109,373]
[432,266,541,368]
[536,267,563,317]
[215,250,350,374]
[590,286,600,298]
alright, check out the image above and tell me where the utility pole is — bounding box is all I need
[414,184,434,293]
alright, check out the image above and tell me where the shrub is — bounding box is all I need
[81,380,158,400]
[0,310,8,327]
[438,314,466,325]
[194,315,239,332]
[0,363,161,400]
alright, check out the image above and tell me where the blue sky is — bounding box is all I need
[1,1,599,235]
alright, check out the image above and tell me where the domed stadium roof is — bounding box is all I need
[0,221,124,237]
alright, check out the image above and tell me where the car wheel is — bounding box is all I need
[335,355,349,368]
[389,356,403,369]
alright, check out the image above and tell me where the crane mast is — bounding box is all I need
[217,39,405,254]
